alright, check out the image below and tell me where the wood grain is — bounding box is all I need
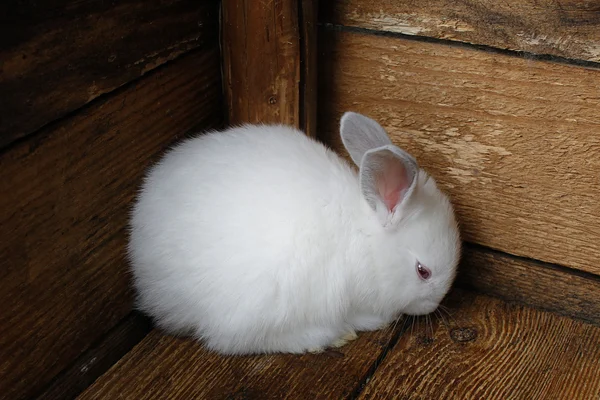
[37,313,152,400]
[0,49,222,400]
[320,0,600,63]
[78,328,396,400]
[300,0,319,137]
[459,245,600,326]
[0,0,219,148]
[222,0,301,127]
[318,30,600,276]
[358,290,600,399]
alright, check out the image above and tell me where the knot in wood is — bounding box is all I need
[268,96,277,105]
[417,335,435,346]
[450,327,478,343]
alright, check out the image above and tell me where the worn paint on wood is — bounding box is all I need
[78,328,396,399]
[0,0,219,148]
[0,50,222,400]
[318,30,600,276]
[321,0,600,63]
[358,290,600,399]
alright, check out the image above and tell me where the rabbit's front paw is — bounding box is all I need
[331,330,358,348]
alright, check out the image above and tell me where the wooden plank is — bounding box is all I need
[320,0,600,63]
[358,290,600,399]
[300,0,319,137]
[222,0,300,126]
[318,29,600,276]
[37,313,152,400]
[458,245,600,326]
[0,49,222,400]
[78,328,396,400]
[0,0,219,148]
[222,0,318,133]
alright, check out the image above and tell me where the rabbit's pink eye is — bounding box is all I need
[416,262,431,280]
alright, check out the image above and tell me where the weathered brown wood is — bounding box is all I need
[458,245,600,327]
[37,313,152,400]
[320,0,600,63]
[0,49,222,400]
[222,0,318,132]
[318,29,600,276]
[358,290,600,399]
[222,0,300,126]
[80,290,600,399]
[0,0,219,149]
[78,328,396,399]
[300,0,319,137]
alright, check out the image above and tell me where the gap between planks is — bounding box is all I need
[35,312,153,400]
[0,46,219,158]
[346,317,412,399]
[459,242,600,327]
[318,23,600,71]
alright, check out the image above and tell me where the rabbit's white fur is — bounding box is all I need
[129,112,460,354]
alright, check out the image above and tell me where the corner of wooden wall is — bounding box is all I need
[221,0,318,137]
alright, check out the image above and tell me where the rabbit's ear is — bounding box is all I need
[340,112,393,167]
[359,146,418,214]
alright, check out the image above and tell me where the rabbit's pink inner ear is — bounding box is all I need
[376,156,410,211]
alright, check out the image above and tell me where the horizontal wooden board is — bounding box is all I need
[78,328,396,399]
[358,290,600,399]
[37,313,152,400]
[0,49,222,400]
[459,246,600,326]
[0,0,219,148]
[320,0,600,63]
[318,30,600,276]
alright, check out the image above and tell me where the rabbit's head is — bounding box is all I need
[341,112,461,316]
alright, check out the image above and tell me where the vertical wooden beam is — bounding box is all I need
[222,0,317,136]
[299,0,318,138]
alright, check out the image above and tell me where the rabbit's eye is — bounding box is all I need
[416,262,431,280]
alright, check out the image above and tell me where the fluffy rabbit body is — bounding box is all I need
[129,112,460,354]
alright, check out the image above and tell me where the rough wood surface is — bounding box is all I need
[0,0,219,148]
[300,0,319,137]
[459,246,600,326]
[0,50,222,400]
[358,290,600,399]
[320,0,600,63]
[78,328,396,399]
[222,0,301,127]
[318,30,600,276]
[80,291,600,399]
[37,313,152,400]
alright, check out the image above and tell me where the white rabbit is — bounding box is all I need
[128,112,461,355]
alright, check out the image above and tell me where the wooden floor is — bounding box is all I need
[78,289,600,400]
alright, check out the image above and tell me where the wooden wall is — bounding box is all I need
[221,0,318,136]
[0,1,223,399]
[318,1,600,321]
